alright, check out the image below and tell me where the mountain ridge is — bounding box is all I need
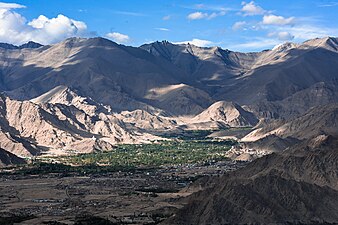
[1,36,337,117]
[0,36,337,159]
[0,41,43,50]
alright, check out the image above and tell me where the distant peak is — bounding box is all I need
[0,41,43,50]
[302,36,338,48]
[0,43,18,50]
[19,41,43,49]
[160,40,171,45]
[272,42,298,52]
[57,37,119,49]
[147,40,173,46]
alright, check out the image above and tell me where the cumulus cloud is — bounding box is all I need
[241,1,266,16]
[0,4,88,45]
[106,32,130,43]
[232,21,247,30]
[268,31,294,41]
[174,39,214,47]
[278,24,338,40]
[187,12,208,20]
[187,11,226,20]
[263,14,295,25]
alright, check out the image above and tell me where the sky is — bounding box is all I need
[0,0,337,52]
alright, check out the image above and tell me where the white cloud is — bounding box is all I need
[187,11,226,20]
[106,32,130,43]
[318,2,338,7]
[277,31,294,41]
[112,11,145,17]
[263,14,295,25]
[0,2,25,9]
[208,11,226,19]
[241,1,266,16]
[268,31,294,41]
[155,28,170,31]
[233,24,338,52]
[0,6,88,45]
[278,25,338,40]
[231,38,281,51]
[187,12,208,20]
[183,4,233,12]
[163,15,171,20]
[174,39,214,47]
[232,21,247,30]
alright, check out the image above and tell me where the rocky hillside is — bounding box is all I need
[242,103,338,142]
[165,135,338,225]
[0,91,159,158]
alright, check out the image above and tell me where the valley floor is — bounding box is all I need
[0,160,246,225]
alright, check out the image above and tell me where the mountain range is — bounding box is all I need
[0,36,337,159]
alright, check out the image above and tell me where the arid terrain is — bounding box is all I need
[0,36,337,225]
[0,159,245,225]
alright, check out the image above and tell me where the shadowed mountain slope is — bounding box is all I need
[165,135,338,225]
[0,148,26,167]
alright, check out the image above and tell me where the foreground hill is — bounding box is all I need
[165,135,338,225]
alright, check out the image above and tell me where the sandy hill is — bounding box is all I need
[192,101,258,127]
[117,109,178,131]
[0,91,163,157]
[31,85,112,116]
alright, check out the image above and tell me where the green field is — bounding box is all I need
[2,136,237,175]
[58,139,236,167]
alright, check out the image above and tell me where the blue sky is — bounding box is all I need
[0,0,337,52]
